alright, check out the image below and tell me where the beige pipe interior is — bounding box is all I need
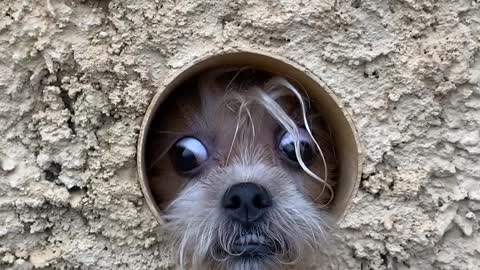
[137,49,362,225]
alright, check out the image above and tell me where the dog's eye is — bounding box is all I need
[172,137,209,173]
[279,129,315,165]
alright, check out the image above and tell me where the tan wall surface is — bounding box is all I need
[0,0,479,269]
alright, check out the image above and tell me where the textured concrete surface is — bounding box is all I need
[1,0,479,269]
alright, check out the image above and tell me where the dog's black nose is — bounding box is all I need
[222,182,272,225]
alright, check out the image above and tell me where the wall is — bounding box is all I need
[0,0,479,269]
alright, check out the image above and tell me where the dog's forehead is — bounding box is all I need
[171,85,289,139]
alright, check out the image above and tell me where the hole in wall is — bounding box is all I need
[45,162,62,182]
[351,0,362,9]
[79,0,111,12]
[137,50,362,224]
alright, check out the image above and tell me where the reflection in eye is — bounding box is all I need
[279,128,315,165]
[171,137,209,173]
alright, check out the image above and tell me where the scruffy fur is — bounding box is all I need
[148,68,337,270]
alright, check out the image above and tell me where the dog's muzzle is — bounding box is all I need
[222,182,273,255]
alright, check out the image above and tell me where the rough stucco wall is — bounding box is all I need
[0,0,479,269]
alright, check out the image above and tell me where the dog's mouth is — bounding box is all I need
[231,233,272,256]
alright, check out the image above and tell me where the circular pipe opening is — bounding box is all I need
[137,49,362,224]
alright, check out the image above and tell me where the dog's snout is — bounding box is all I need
[222,182,272,224]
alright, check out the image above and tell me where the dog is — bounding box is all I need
[147,68,337,270]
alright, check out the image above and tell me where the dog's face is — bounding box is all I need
[148,69,337,270]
